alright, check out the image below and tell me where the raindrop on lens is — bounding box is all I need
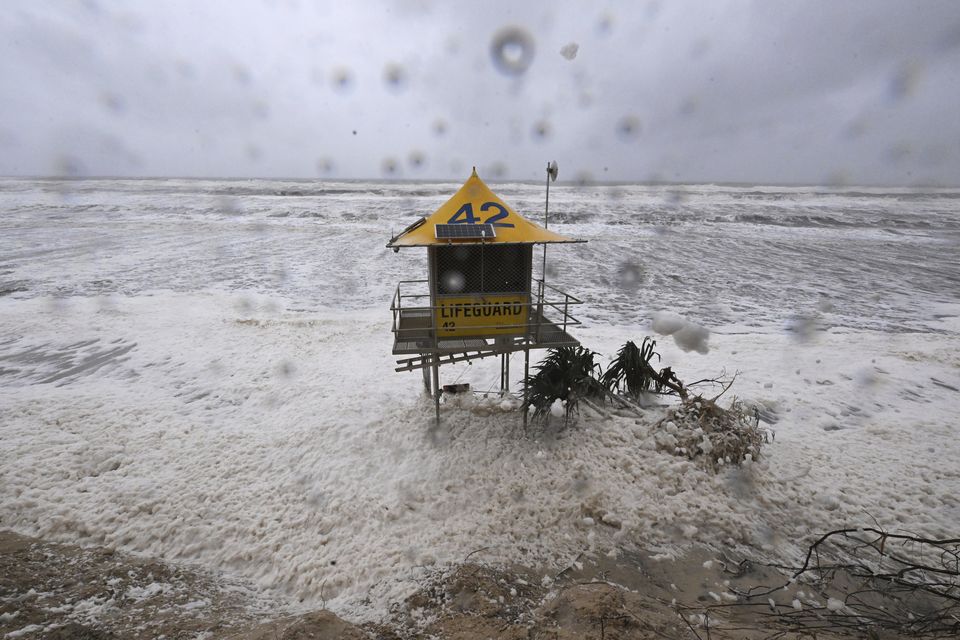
[559,42,579,60]
[383,63,406,92]
[381,157,400,176]
[885,143,911,165]
[888,63,921,102]
[316,157,335,175]
[616,115,641,140]
[217,196,241,215]
[532,120,551,141]
[617,261,645,291]
[443,271,466,293]
[54,154,86,177]
[786,313,820,343]
[678,97,699,117]
[487,161,508,178]
[596,13,614,35]
[331,67,353,92]
[233,64,252,85]
[432,118,448,136]
[825,171,849,187]
[573,170,593,186]
[99,91,125,114]
[277,361,296,379]
[665,190,685,205]
[252,100,270,120]
[490,26,535,76]
[408,150,426,170]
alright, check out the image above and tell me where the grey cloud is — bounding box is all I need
[0,0,958,184]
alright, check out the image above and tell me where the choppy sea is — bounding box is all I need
[2,177,959,334]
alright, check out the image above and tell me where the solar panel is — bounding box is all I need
[434,223,496,240]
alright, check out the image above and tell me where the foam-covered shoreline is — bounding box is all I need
[2,292,957,621]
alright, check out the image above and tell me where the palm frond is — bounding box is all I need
[521,346,604,424]
[600,338,661,399]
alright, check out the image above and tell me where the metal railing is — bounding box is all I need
[389,278,582,347]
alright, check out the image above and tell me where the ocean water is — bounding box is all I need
[2,177,958,334]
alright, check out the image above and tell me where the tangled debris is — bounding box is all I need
[654,393,769,471]
[681,527,960,639]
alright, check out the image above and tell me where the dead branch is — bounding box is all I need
[678,526,960,638]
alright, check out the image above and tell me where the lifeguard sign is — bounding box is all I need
[388,167,585,422]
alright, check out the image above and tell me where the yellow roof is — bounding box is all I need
[387,169,581,247]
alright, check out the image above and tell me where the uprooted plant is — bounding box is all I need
[600,337,688,401]
[522,339,754,461]
[521,346,607,425]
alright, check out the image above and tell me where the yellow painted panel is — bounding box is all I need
[388,169,577,247]
[435,294,529,337]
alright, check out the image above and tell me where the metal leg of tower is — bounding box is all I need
[432,356,440,425]
[499,353,506,393]
[522,347,529,429]
[422,356,431,395]
[505,352,510,392]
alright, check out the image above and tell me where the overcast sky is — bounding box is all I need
[1,0,958,185]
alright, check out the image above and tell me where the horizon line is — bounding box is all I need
[1,174,957,190]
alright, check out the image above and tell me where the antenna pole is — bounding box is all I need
[541,162,550,286]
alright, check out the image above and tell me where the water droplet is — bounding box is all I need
[408,150,426,170]
[885,142,912,165]
[617,261,646,291]
[678,97,699,117]
[331,67,353,92]
[235,297,253,313]
[595,13,615,36]
[277,361,296,379]
[441,270,465,293]
[824,171,849,187]
[531,120,551,141]
[664,190,685,205]
[316,157,335,175]
[490,26,535,76]
[432,118,448,136]
[249,99,268,119]
[888,62,922,102]
[233,64,252,85]
[381,157,400,176]
[559,42,579,60]
[785,313,820,343]
[217,196,241,215]
[689,38,710,59]
[573,170,593,186]
[486,161,508,178]
[54,154,86,177]
[616,115,641,140]
[99,91,125,114]
[383,63,407,92]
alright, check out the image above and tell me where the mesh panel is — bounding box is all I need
[435,245,530,295]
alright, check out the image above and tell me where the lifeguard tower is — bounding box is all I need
[387,166,585,423]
